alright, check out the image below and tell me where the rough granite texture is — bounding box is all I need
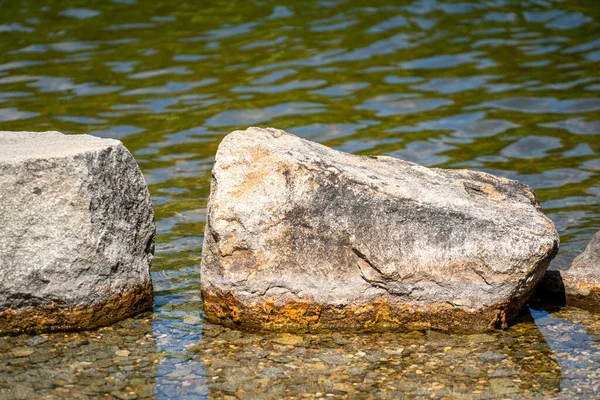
[534,231,599,312]
[201,127,559,333]
[0,131,155,334]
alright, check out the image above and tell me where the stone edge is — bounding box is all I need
[0,281,153,335]
[531,270,600,313]
[201,278,542,334]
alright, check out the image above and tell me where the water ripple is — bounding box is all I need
[1,1,599,396]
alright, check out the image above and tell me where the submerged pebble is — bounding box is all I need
[1,305,598,399]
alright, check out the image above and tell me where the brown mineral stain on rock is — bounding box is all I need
[230,168,271,199]
[229,146,278,199]
[462,180,504,200]
[562,277,600,312]
[272,333,304,346]
[201,287,527,334]
[0,280,152,335]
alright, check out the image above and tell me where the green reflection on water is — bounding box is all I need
[0,0,599,398]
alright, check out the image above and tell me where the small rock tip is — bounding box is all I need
[246,126,284,139]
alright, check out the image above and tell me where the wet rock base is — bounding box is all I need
[0,281,153,335]
[0,131,155,334]
[202,288,530,334]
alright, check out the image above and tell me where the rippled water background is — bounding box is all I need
[0,0,599,398]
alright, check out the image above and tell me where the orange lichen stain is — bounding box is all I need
[563,279,600,313]
[246,268,258,281]
[481,184,503,199]
[0,281,153,335]
[201,288,522,334]
[260,302,322,325]
[229,146,280,199]
[261,301,274,317]
[463,180,504,201]
[230,169,270,198]
[218,237,246,257]
[253,252,269,271]
[247,145,272,160]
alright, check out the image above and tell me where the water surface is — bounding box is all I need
[0,0,599,398]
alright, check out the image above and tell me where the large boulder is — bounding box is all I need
[534,231,599,312]
[201,127,559,333]
[0,131,155,334]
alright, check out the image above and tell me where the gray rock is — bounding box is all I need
[489,377,519,395]
[536,231,600,312]
[479,351,506,362]
[488,368,518,377]
[25,335,47,346]
[260,366,285,378]
[11,346,34,358]
[566,230,600,310]
[0,131,154,334]
[201,127,559,332]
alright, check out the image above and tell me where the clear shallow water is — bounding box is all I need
[0,0,599,398]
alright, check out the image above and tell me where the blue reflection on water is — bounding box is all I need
[152,261,208,399]
[152,313,208,399]
[530,308,600,395]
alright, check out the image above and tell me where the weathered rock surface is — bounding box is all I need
[0,131,154,334]
[534,230,599,312]
[201,127,559,333]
